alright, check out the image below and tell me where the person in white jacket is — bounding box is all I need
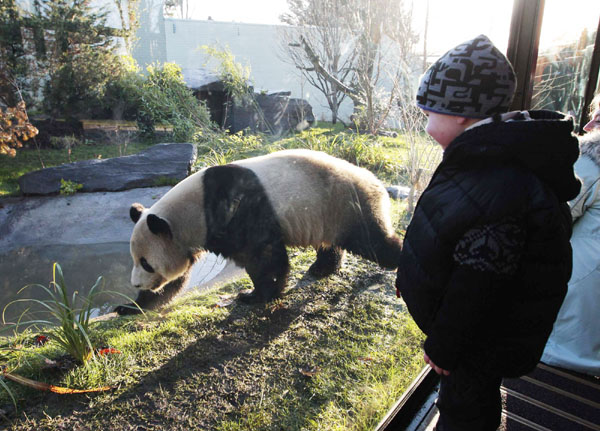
[542,94,600,376]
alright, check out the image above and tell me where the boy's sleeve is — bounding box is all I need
[423,217,526,371]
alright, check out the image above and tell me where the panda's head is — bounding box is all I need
[128,203,190,292]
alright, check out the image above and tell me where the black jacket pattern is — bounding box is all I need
[396,110,581,377]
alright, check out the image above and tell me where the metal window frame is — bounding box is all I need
[507,0,600,130]
[580,18,600,133]
[506,0,545,111]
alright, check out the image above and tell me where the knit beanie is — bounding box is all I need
[416,34,516,119]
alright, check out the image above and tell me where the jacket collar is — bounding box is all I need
[579,130,600,168]
[442,110,581,202]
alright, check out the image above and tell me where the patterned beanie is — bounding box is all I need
[416,34,516,119]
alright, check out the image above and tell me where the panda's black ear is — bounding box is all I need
[147,214,173,239]
[130,203,145,223]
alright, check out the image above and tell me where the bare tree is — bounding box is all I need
[280,0,357,124]
[163,0,195,19]
[280,0,417,133]
[112,0,140,54]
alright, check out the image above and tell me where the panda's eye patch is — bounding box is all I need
[140,257,154,273]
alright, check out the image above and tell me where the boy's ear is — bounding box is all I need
[456,116,479,127]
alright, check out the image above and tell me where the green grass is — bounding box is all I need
[0,251,425,430]
[0,140,155,196]
[194,125,439,187]
[1,122,439,197]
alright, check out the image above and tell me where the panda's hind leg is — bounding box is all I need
[308,246,345,278]
[238,241,290,304]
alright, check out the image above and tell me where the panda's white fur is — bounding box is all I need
[118,149,401,314]
[231,150,394,248]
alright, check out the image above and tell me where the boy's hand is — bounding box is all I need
[424,352,450,376]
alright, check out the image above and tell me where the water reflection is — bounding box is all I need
[0,242,136,325]
[0,241,234,329]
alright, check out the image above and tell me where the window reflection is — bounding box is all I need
[531,0,598,127]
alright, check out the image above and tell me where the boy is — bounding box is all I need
[395,35,581,430]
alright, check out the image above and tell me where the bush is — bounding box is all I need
[101,60,215,142]
[49,135,81,150]
[0,101,38,156]
[137,62,214,142]
[278,129,393,175]
[101,57,144,122]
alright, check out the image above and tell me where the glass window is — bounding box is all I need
[531,0,598,127]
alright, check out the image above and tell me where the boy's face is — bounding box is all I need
[423,110,479,150]
[583,107,600,132]
[423,110,477,149]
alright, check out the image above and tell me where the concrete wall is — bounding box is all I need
[132,0,168,67]
[161,18,354,122]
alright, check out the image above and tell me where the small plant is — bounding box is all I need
[59,178,83,195]
[199,148,236,167]
[153,176,179,187]
[3,263,101,364]
[48,135,81,150]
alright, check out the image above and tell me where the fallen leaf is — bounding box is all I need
[268,301,286,313]
[3,371,111,394]
[97,348,121,356]
[43,358,57,368]
[34,335,49,347]
[299,366,321,377]
[215,296,235,308]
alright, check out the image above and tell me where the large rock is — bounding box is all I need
[228,92,315,135]
[17,143,197,195]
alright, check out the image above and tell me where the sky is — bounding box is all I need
[183,0,289,24]
[184,0,599,54]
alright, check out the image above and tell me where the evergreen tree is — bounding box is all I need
[0,0,27,106]
[36,0,123,118]
[1,0,130,118]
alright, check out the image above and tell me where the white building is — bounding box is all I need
[131,0,353,122]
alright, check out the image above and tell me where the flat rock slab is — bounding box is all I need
[0,187,171,252]
[17,143,197,195]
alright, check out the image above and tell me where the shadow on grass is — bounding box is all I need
[6,266,398,430]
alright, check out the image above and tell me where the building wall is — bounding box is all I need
[132,0,168,67]
[161,18,353,122]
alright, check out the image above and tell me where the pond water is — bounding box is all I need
[0,242,231,327]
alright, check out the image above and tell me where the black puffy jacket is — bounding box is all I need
[396,110,581,377]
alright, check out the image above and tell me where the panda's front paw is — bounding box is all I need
[114,303,144,316]
[237,290,262,304]
[238,288,282,304]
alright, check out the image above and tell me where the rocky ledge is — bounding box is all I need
[17,143,197,195]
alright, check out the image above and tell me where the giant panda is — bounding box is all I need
[115,149,402,315]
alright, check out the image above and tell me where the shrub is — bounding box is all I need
[0,101,38,157]
[101,56,145,122]
[49,135,81,150]
[137,62,214,142]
